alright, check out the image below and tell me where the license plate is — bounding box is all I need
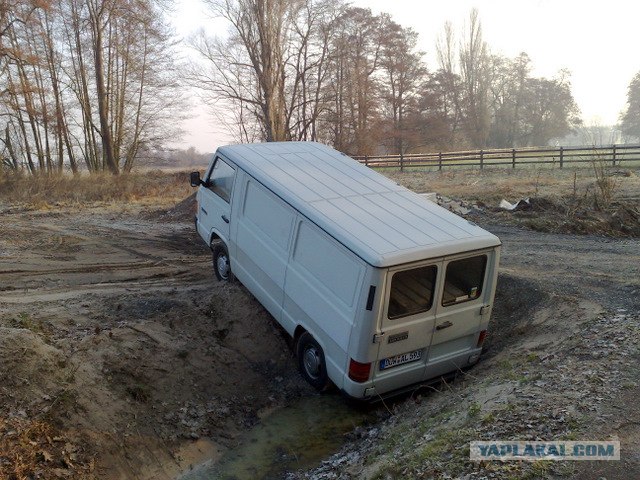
[379,349,422,370]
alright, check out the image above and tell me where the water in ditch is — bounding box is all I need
[178,394,374,480]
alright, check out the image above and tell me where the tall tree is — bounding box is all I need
[520,70,580,146]
[325,7,383,154]
[620,71,640,141]
[434,21,463,147]
[458,8,490,148]
[195,0,294,143]
[378,18,427,154]
[487,52,531,147]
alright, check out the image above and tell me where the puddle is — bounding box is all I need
[178,394,373,480]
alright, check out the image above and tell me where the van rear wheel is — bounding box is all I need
[212,243,232,281]
[297,332,330,391]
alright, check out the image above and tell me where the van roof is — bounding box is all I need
[217,142,501,268]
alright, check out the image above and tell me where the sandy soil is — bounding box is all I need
[0,203,313,479]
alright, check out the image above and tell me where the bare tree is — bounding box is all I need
[434,21,463,146]
[0,0,184,175]
[459,8,490,148]
[195,0,294,142]
[378,18,427,155]
[620,71,640,141]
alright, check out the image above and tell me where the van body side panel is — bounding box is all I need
[232,174,296,323]
[347,267,385,362]
[283,217,366,388]
[340,267,384,396]
[481,246,501,331]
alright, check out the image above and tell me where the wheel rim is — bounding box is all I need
[216,253,229,280]
[303,346,321,379]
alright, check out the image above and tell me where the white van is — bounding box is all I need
[190,142,500,399]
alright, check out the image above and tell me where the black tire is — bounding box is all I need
[212,242,232,282]
[296,332,330,391]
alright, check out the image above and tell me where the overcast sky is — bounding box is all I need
[173,0,640,152]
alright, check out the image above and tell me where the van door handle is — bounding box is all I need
[221,214,229,224]
[436,321,453,331]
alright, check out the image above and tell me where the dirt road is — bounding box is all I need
[1,203,638,479]
[487,223,640,312]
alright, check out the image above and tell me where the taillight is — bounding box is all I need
[348,358,372,383]
[477,330,488,347]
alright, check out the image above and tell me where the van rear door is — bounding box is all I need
[372,262,441,393]
[427,252,492,369]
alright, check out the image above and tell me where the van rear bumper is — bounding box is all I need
[341,347,482,400]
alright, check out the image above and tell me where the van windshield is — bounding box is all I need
[388,265,437,319]
[442,255,487,306]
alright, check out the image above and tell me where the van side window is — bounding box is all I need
[442,255,487,306]
[207,158,235,203]
[388,266,437,319]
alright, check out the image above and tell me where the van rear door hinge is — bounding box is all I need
[480,305,491,316]
[373,332,385,343]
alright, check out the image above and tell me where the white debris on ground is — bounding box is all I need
[499,198,531,211]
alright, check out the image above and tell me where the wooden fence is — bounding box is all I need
[351,144,640,171]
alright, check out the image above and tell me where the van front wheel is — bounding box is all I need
[297,332,330,391]
[212,243,232,281]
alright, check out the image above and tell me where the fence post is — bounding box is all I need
[559,147,564,169]
[480,150,484,170]
[438,152,443,171]
[364,155,369,167]
[512,148,516,169]
[399,152,404,172]
[612,145,617,166]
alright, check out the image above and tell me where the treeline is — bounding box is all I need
[191,1,582,156]
[0,0,589,176]
[0,0,182,175]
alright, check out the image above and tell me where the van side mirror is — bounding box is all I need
[190,171,202,187]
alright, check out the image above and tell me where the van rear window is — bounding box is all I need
[388,266,437,320]
[442,255,487,306]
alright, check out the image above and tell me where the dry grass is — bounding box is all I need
[1,167,638,224]
[0,417,94,479]
[0,171,193,209]
[384,167,640,206]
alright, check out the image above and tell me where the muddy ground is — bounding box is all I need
[0,168,639,479]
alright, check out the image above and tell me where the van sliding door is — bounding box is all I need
[234,178,295,322]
